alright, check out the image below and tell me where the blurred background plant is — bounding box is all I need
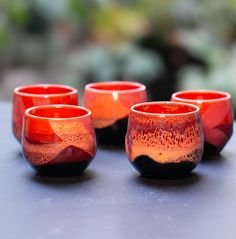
[0,0,236,112]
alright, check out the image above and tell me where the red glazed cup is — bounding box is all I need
[22,105,96,177]
[83,81,147,146]
[13,84,78,143]
[126,102,203,179]
[171,90,234,154]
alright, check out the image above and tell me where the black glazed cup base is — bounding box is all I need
[139,171,193,180]
[95,117,128,147]
[95,136,125,147]
[130,155,197,180]
[31,160,92,177]
[202,142,220,159]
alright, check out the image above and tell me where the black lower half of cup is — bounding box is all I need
[24,145,94,177]
[203,142,218,156]
[203,123,233,157]
[130,155,197,179]
[32,160,92,177]
[95,117,128,147]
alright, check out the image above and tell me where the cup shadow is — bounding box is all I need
[26,169,97,188]
[132,172,203,189]
[15,150,24,159]
[201,153,226,164]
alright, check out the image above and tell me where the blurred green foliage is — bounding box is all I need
[0,0,236,107]
[3,0,28,25]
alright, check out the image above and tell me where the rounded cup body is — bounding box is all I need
[84,81,147,146]
[22,105,96,176]
[126,102,203,178]
[13,84,78,143]
[172,90,234,154]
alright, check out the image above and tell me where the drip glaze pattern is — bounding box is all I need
[22,105,96,176]
[84,81,147,146]
[126,102,204,178]
[13,84,78,143]
[172,90,234,154]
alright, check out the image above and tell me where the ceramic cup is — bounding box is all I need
[84,81,147,146]
[171,90,234,155]
[22,105,96,177]
[126,101,203,179]
[13,84,78,143]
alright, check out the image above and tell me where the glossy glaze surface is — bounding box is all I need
[126,102,203,178]
[13,84,78,143]
[84,81,147,146]
[22,105,96,176]
[172,90,234,154]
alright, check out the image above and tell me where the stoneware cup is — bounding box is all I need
[84,81,147,146]
[126,101,203,179]
[13,84,78,143]
[171,90,234,155]
[22,104,96,177]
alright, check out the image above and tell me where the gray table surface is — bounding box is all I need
[1,101,236,239]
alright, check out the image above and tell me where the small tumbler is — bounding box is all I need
[126,101,203,179]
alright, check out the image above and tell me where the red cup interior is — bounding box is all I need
[87,82,144,92]
[173,91,229,101]
[28,106,89,119]
[17,85,75,95]
[133,103,198,115]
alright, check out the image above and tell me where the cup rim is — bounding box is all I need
[85,81,146,94]
[131,101,200,116]
[171,90,231,103]
[14,84,78,98]
[25,104,91,120]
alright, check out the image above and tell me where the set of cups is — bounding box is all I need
[12,82,234,179]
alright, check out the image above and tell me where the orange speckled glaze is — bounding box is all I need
[22,105,96,176]
[126,102,203,178]
[171,90,234,154]
[84,81,147,146]
[83,81,147,128]
[13,84,78,143]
